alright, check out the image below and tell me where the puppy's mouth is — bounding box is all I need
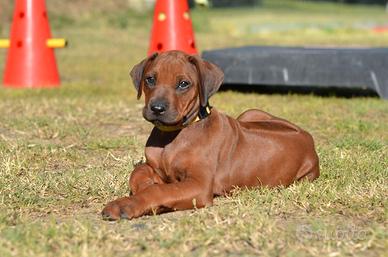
[143,110,182,127]
[144,111,198,130]
[150,119,181,127]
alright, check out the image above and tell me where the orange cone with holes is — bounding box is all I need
[2,0,66,88]
[148,0,197,55]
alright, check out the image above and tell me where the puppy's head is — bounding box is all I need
[130,50,224,128]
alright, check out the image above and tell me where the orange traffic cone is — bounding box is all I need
[148,0,197,55]
[1,0,66,88]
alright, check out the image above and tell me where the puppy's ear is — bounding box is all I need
[130,53,158,99]
[189,55,224,107]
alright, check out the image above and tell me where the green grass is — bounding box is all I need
[0,1,387,256]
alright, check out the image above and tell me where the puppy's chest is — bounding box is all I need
[145,146,185,183]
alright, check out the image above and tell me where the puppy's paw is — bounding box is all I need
[120,206,135,220]
[101,197,144,221]
[101,201,121,221]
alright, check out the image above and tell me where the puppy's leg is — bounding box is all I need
[129,163,164,195]
[103,177,213,220]
[101,164,163,221]
[296,156,320,182]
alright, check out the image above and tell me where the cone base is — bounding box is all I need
[3,75,60,88]
[3,83,60,89]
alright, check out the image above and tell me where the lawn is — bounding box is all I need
[0,0,387,256]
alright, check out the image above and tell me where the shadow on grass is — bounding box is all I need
[220,84,380,98]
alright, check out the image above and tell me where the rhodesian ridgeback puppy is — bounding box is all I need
[102,50,319,220]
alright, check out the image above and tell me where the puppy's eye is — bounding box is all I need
[177,81,190,90]
[145,76,155,86]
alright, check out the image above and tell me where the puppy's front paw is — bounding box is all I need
[101,197,143,221]
[101,201,121,221]
[119,205,137,220]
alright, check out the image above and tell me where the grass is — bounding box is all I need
[0,0,387,256]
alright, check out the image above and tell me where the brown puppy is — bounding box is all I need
[102,50,319,220]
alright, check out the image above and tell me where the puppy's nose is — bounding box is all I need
[150,102,167,114]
